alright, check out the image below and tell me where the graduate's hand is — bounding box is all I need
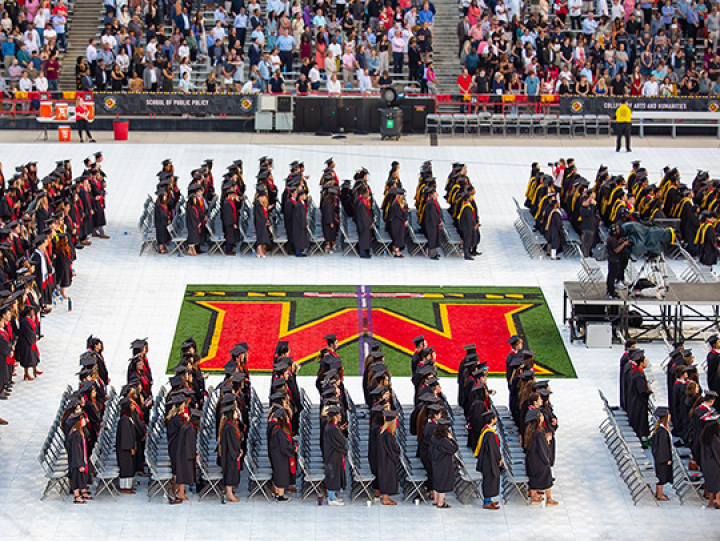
[131,449,136,455]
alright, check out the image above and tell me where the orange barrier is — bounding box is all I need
[86,102,95,121]
[58,125,71,142]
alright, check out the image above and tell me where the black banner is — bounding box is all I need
[560,96,720,115]
[94,92,257,116]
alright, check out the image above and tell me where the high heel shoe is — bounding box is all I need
[23,374,34,381]
[33,370,43,377]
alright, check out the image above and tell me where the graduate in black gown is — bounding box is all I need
[16,305,40,380]
[291,189,309,257]
[457,192,479,260]
[417,402,443,499]
[544,200,565,260]
[650,406,673,501]
[221,190,241,256]
[116,397,138,494]
[618,340,636,410]
[474,411,502,510]
[524,408,557,505]
[354,186,373,258]
[67,413,92,503]
[154,191,171,254]
[269,409,296,502]
[185,185,207,256]
[707,334,720,397]
[218,405,243,502]
[175,408,201,503]
[323,406,347,506]
[253,187,271,257]
[377,409,400,505]
[320,186,340,253]
[627,353,652,442]
[430,418,458,508]
[387,188,408,258]
[424,187,442,259]
[699,416,720,509]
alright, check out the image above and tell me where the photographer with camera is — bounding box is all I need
[607,224,631,298]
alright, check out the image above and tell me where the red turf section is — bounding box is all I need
[196,301,530,373]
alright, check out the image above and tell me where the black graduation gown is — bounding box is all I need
[219,422,242,487]
[526,430,553,490]
[321,196,338,243]
[354,198,373,252]
[458,204,478,251]
[269,426,295,489]
[671,381,688,439]
[116,415,137,478]
[619,352,630,410]
[253,200,271,246]
[430,434,458,494]
[377,428,400,495]
[467,397,488,450]
[424,198,442,250]
[700,434,720,493]
[175,421,197,485]
[689,405,711,464]
[368,418,382,487]
[155,201,171,245]
[621,361,635,413]
[67,429,90,490]
[78,186,94,238]
[417,419,436,483]
[323,422,347,491]
[627,368,651,438]
[186,203,204,246]
[283,198,296,251]
[388,201,407,250]
[90,180,107,228]
[167,413,184,475]
[291,200,309,252]
[16,316,38,368]
[651,425,673,485]
[699,225,718,266]
[222,198,241,245]
[475,428,501,498]
[544,209,564,251]
[708,350,720,396]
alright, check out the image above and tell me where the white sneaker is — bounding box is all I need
[615,282,626,290]
[328,499,345,506]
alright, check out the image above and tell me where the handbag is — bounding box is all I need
[289,456,297,475]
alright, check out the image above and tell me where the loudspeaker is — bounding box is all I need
[277,95,292,113]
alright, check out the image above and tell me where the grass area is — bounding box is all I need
[169,285,574,378]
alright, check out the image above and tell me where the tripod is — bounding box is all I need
[628,254,669,298]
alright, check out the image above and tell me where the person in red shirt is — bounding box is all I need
[457,67,473,113]
[45,52,59,91]
[74,96,95,142]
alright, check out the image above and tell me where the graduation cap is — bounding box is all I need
[427,403,445,414]
[519,370,535,381]
[538,388,552,398]
[76,367,94,378]
[230,343,248,356]
[326,405,342,416]
[190,408,202,421]
[321,386,337,399]
[371,403,388,413]
[654,406,670,418]
[383,410,397,421]
[131,338,148,350]
[471,367,487,378]
[520,349,535,358]
[324,334,338,342]
[169,374,184,388]
[629,349,645,361]
[271,377,287,389]
[416,364,435,377]
[270,391,286,403]
[161,159,172,166]
[682,348,693,358]
[325,157,335,165]
[412,335,425,346]
[707,334,719,345]
[220,404,236,416]
[230,372,245,384]
[257,170,270,181]
[79,352,97,367]
[273,356,292,372]
[705,390,719,399]
[370,385,388,397]
[506,336,521,346]
[533,380,550,390]
[223,358,238,373]
[169,393,187,406]
[425,377,439,387]
[370,350,384,360]
[170,363,190,374]
[32,234,47,246]
[524,408,540,423]
[471,381,486,393]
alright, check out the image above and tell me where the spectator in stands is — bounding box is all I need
[277,28,297,72]
[51,8,66,53]
[8,59,22,89]
[642,74,660,96]
[391,30,405,75]
[269,69,285,93]
[143,61,159,91]
[327,72,341,94]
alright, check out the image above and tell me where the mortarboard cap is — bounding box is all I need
[654,406,670,418]
[383,410,397,421]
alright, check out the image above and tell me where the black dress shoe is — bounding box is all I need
[464,256,474,260]
[430,255,440,260]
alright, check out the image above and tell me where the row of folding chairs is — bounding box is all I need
[296,389,326,500]
[440,209,467,257]
[513,197,549,259]
[598,389,658,505]
[493,404,531,504]
[39,385,75,499]
[391,399,431,502]
[91,387,121,499]
[245,387,274,500]
[196,386,224,501]
[146,386,175,501]
[427,113,612,138]
[344,391,377,501]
